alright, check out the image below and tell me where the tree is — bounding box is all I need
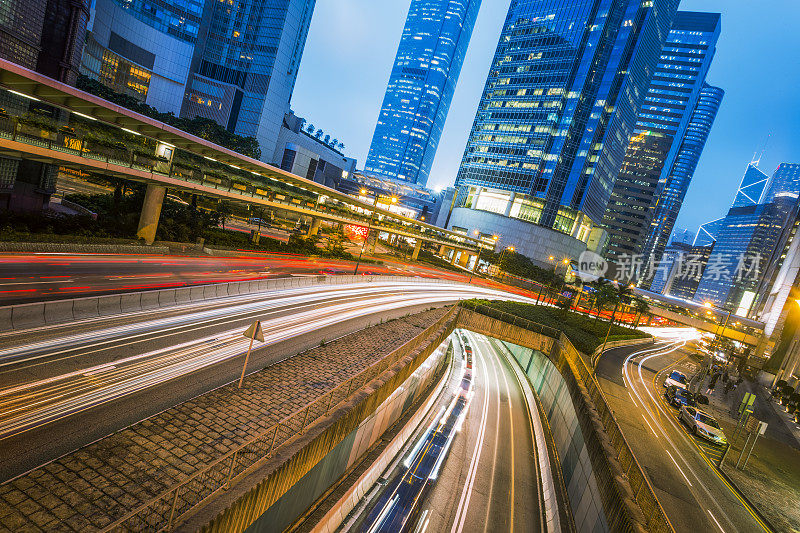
[609,282,634,325]
[632,298,650,329]
[594,284,616,323]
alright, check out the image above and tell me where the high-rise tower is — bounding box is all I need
[449,0,680,264]
[364,0,481,188]
[603,11,721,264]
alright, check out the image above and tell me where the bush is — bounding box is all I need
[462,299,650,354]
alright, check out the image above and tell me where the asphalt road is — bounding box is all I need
[596,330,769,533]
[0,281,536,482]
[0,252,477,304]
[417,331,540,533]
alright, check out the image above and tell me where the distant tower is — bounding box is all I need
[364,0,482,188]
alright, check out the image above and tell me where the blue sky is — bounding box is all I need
[291,0,800,235]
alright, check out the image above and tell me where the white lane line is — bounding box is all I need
[708,510,725,532]
[641,414,658,438]
[451,333,491,533]
[665,450,692,487]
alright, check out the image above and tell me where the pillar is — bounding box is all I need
[504,192,516,217]
[367,230,378,254]
[307,217,321,237]
[457,251,470,268]
[136,183,166,245]
[411,240,422,261]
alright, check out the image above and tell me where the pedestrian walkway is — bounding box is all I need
[699,374,800,533]
[0,308,447,532]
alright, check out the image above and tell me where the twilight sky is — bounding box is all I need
[290,0,800,235]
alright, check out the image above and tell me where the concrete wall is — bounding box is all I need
[502,342,608,533]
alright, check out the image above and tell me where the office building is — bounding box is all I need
[640,83,724,266]
[694,195,798,310]
[649,240,692,294]
[0,0,90,211]
[603,12,721,263]
[364,0,481,187]
[732,163,769,208]
[449,0,680,265]
[81,0,316,159]
[669,243,712,300]
[761,163,800,203]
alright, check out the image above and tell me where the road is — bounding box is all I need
[0,252,479,304]
[0,281,535,482]
[596,329,769,533]
[357,330,541,533]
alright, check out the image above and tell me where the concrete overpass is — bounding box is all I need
[634,288,764,346]
[0,59,481,260]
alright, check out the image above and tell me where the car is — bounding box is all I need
[679,406,727,445]
[664,370,688,390]
[665,385,696,408]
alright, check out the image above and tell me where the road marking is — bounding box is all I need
[665,450,692,486]
[641,414,658,438]
[708,510,725,532]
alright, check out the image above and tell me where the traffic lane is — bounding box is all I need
[0,282,514,386]
[0,299,446,483]
[0,290,478,442]
[609,341,766,533]
[423,331,538,533]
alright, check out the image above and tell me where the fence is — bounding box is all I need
[105,306,458,532]
[555,333,673,533]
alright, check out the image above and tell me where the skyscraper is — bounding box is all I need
[364,0,481,188]
[448,0,679,264]
[761,163,800,203]
[81,0,316,159]
[603,11,721,264]
[0,0,90,211]
[732,163,770,207]
[639,83,724,266]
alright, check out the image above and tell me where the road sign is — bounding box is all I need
[738,391,755,415]
[239,320,265,388]
[243,320,265,342]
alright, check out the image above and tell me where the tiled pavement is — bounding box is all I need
[0,308,447,532]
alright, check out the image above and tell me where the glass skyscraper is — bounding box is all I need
[761,163,800,203]
[603,11,721,263]
[732,163,770,207]
[448,0,679,263]
[364,0,481,188]
[82,0,316,159]
[639,83,723,267]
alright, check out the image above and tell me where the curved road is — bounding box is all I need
[596,330,768,533]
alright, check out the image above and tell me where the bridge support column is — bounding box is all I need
[411,240,422,261]
[136,184,166,245]
[307,217,321,237]
[457,251,470,268]
[367,230,378,254]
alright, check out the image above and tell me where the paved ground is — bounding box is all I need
[0,308,447,532]
[700,376,800,533]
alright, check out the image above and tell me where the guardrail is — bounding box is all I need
[557,334,673,533]
[104,305,458,531]
[0,274,451,332]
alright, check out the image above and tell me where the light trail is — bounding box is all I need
[0,281,537,440]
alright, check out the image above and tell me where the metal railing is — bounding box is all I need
[0,115,476,251]
[556,334,674,533]
[105,306,458,532]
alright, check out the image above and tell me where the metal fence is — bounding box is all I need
[105,306,458,532]
[556,333,674,533]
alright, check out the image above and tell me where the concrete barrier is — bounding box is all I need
[189,286,205,302]
[140,291,160,310]
[0,307,12,332]
[98,294,122,316]
[120,293,143,313]
[158,290,176,308]
[72,298,99,320]
[44,300,74,325]
[174,287,191,304]
[11,303,46,330]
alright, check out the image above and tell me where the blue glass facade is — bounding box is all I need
[732,163,769,207]
[184,0,315,156]
[762,163,800,202]
[604,12,720,263]
[640,83,724,265]
[694,197,796,309]
[364,0,481,188]
[452,0,679,258]
[109,0,202,43]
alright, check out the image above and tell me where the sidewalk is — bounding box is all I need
[700,376,800,532]
[0,308,447,532]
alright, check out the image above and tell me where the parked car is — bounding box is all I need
[665,385,696,408]
[679,406,727,445]
[664,370,688,390]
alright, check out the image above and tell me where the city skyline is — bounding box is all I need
[291,0,800,235]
